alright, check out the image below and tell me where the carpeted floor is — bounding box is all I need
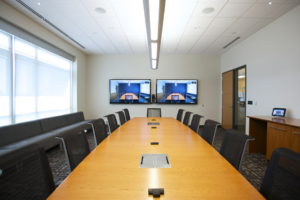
[46,127,267,191]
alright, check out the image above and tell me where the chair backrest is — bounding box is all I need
[123,109,131,121]
[201,119,221,145]
[219,129,254,171]
[182,111,193,126]
[88,118,108,146]
[260,148,300,200]
[56,131,90,173]
[104,114,119,134]
[0,144,55,200]
[176,109,184,122]
[116,111,126,125]
[190,114,203,133]
[147,108,161,117]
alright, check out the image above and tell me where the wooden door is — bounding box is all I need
[266,122,291,160]
[291,127,300,154]
[222,71,233,129]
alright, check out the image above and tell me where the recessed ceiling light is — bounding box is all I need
[38,3,41,5]
[202,7,214,14]
[109,27,114,29]
[269,2,272,5]
[95,7,106,14]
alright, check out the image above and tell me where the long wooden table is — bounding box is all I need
[48,117,264,199]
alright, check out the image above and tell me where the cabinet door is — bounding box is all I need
[266,122,291,160]
[291,127,300,154]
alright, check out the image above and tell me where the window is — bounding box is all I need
[0,30,72,126]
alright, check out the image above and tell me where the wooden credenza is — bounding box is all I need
[248,116,300,161]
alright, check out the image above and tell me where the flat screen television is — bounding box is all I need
[156,79,198,104]
[109,79,151,104]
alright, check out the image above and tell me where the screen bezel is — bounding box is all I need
[271,108,286,117]
[156,79,198,104]
[109,79,151,104]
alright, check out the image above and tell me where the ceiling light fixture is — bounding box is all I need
[38,3,41,5]
[238,75,245,79]
[95,7,106,14]
[143,0,166,70]
[202,7,214,14]
[269,2,272,5]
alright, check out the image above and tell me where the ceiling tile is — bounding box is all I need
[222,28,247,36]
[198,0,228,2]
[118,17,146,37]
[217,3,254,17]
[127,37,147,54]
[94,18,125,37]
[285,0,300,3]
[111,1,144,17]
[21,3,66,19]
[22,0,52,5]
[228,0,258,2]
[209,18,238,29]
[81,0,116,18]
[189,36,218,54]
[45,17,76,30]
[247,18,275,31]
[89,36,119,54]
[176,37,199,54]
[183,17,213,37]
[56,3,91,18]
[193,2,226,18]
[266,3,298,18]
[63,28,87,38]
[70,18,106,37]
[242,3,282,18]
[51,0,80,3]
[258,0,288,3]
[161,35,182,54]
[164,1,198,17]
[202,28,227,37]
[108,36,133,54]
[230,18,261,29]
[162,17,190,37]
[203,36,237,54]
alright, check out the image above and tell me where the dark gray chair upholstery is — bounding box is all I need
[147,108,161,117]
[116,111,126,125]
[260,148,300,200]
[182,111,193,126]
[0,144,55,200]
[104,114,119,134]
[189,114,203,133]
[123,109,131,121]
[176,109,184,122]
[56,131,90,173]
[201,119,221,146]
[87,118,108,146]
[219,129,254,171]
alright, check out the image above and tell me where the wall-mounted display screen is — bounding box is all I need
[109,79,151,104]
[156,80,198,104]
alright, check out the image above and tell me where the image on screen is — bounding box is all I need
[110,80,151,104]
[272,109,285,116]
[156,80,197,104]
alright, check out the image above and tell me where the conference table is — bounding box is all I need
[47,117,264,199]
[166,93,185,100]
[119,93,139,100]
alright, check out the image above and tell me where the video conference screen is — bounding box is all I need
[156,80,198,104]
[109,80,151,104]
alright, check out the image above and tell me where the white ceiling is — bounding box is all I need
[4,0,300,55]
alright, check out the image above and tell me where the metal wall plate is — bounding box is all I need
[148,122,160,125]
[140,154,171,168]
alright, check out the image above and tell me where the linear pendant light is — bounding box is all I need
[143,0,166,70]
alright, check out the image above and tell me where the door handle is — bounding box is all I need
[269,126,286,131]
[294,132,300,135]
[229,106,233,108]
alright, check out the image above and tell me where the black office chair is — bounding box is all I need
[189,114,203,133]
[123,108,131,121]
[104,114,119,134]
[0,144,55,200]
[219,129,254,171]
[176,109,184,122]
[260,148,300,200]
[87,118,108,146]
[56,131,90,173]
[147,108,161,117]
[201,119,221,146]
[182,111,193,126]
[116,111,126,125]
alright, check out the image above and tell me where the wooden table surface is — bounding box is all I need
[119,93,139,100]
[48,117,264,200]
[247,116,300,128]
[166,93,185,100]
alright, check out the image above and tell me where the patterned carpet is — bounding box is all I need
[46,127,267,191]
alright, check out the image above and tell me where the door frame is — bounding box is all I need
[222,65,247,132]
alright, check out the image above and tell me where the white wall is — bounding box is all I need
[86,55,221,125]
[0,1,87,113]
[221,5,300,134]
